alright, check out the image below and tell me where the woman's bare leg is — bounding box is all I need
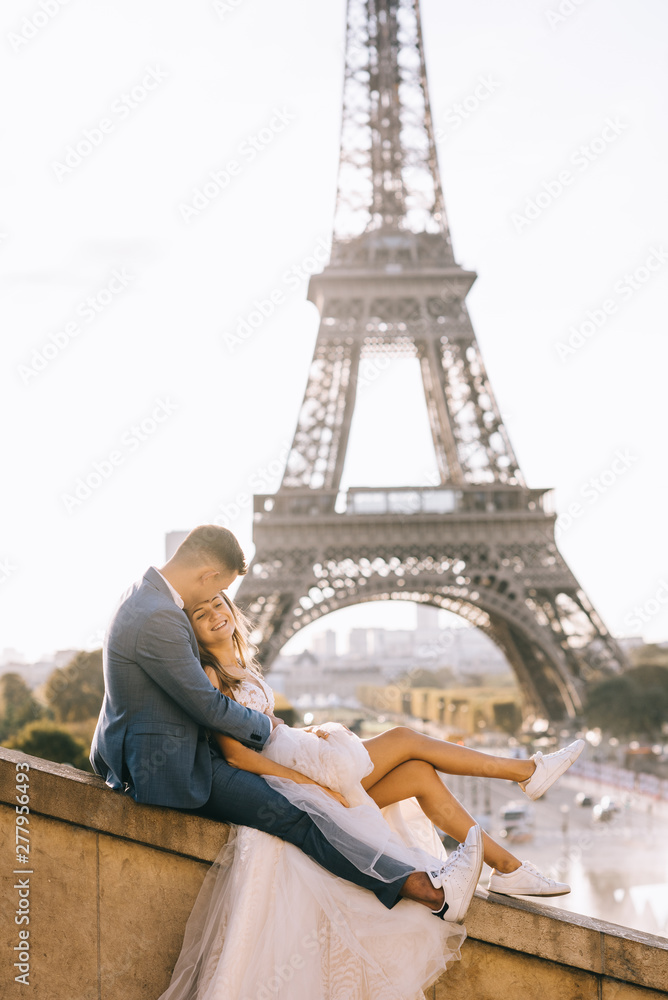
[367,758,521,874]
[361,726,535,793]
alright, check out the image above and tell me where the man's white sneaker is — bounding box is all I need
[488,861,570,897]
[519,739,585,801]
[427,823,484,922]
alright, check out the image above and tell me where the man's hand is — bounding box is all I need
[303,725,330,740]
[304,724,357,738]
[268,714,286,731]
[314,782,349,807]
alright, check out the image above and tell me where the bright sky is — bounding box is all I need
[1,0,667,660]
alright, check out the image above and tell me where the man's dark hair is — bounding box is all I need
[174,525,247,575]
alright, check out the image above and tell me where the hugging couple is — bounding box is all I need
[90,524,584,1000]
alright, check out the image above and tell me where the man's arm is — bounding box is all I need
[134,608,271,749]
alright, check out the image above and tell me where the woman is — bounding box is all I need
[158,593,582,1000]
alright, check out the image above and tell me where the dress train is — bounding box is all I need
[157,680,466,1000]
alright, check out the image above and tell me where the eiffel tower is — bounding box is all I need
[236,0,628,723]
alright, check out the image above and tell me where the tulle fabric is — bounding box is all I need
[157,706,466,999]
[262,722,449,880]
[158,825,465,1000]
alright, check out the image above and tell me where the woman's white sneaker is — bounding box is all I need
[519,739,585,801]
[488,861,570,897]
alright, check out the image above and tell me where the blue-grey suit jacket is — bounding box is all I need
[89,567,271,808]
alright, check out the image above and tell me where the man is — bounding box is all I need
[90,525,483,920]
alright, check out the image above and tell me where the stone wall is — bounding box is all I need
[1,746,667,1000]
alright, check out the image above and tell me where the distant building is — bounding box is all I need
[1,658,58,690]
[1,647,25,667]
[313,630,337,659]
[368,628,386,657]
[416,604,439,632]
[415,605,441,650]
[382,629,414,659]
[270,652,383,703]
[357,681,523,738]
[444,627,509,675]
[348,628,368,659]
[279,618,641,705]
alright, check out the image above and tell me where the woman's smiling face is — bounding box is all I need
[188,593,235,647]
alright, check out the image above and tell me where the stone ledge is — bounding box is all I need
[465,889,668,993]
[0,745,229,862]
[2,745,667,996]
[435,937,600,1000]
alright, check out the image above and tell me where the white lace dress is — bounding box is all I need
[158,675,466,1000]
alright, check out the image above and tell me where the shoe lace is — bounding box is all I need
[520,860,558,885]
[432,838,468,879]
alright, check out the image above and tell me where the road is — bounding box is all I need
[444,768,668,938]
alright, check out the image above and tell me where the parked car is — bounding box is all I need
[437,812,491,850]
[499,801,532,823]
[499,801,534,842]
[592,797,620,823]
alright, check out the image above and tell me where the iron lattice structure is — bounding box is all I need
[235,0,627,722]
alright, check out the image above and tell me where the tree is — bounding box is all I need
[44,650,104,723]
[0,672,47,742]
[585,665,668,739]
[7,720,91,771]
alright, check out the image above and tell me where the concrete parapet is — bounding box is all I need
[1,746,666,1000]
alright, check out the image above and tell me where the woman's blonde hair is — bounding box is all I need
[196,592,262,695]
